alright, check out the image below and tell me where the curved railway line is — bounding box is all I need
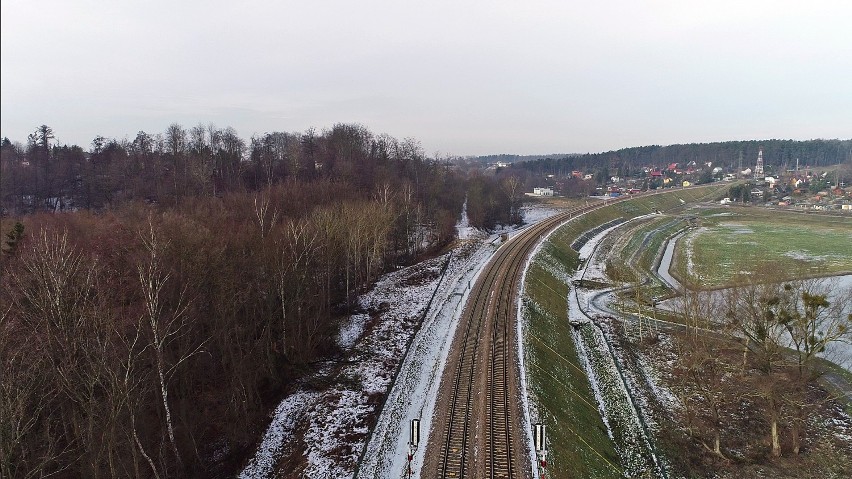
[425,201,602,478]
[423,186,722,478]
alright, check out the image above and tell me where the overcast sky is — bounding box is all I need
[2,0,850,156]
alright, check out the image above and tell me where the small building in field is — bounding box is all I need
[533,187,554,197]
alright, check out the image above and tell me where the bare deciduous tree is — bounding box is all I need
[254,193,279,239]
[777,278,852,378]
[277,219,320,359]
[723,279,786,373]
[137,222,205,472]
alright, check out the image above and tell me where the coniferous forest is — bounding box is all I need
[513,139,852,177]
[0,123,520,478]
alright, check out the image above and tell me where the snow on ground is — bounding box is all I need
[570,325,616,441]
[488,204,562,240]
[577,214,658,284]
[240,202,563,479]
[358,202,564,478]
[656,232,852,372]
[356,240,494,478]
[682,228,703,282]
[784,250,831,261]
[627,333,680,414]
[575,219,681,422]
[573,322,662,476]
[239,389,323,478]
[577,223,623,284]
[520,206,852,477]
[577,236,666,475]
[529,214,668,475]
[337,314,369,350]
[455,199,478,240]
[517,216,576,479]
[585,215,852,448]
[240,253,450,479]
[520,204,561,225]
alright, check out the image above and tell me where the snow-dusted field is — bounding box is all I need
[566,217,667,475]
[239,203,562,479]
[588,216,852,444]
[519,204,561,226]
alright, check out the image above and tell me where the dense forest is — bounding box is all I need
[514,139,852,177]
[0,123,520,478]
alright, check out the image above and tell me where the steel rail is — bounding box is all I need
[433,188,687,477]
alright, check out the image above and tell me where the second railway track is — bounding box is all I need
[430,202,599,478]
[423,187,716,478]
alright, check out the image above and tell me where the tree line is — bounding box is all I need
[1,123,503,228]
[0,122,523,478]
[514,139,852,178]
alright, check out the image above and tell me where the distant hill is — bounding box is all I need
[512,139,852,175]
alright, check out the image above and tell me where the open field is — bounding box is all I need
[672,209,852,288]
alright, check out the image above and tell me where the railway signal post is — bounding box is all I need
[407,418,420,478]
[534,422,548,477]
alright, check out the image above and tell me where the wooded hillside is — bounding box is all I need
[0,122,525,478]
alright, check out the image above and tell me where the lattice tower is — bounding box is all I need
[755,147,764,180]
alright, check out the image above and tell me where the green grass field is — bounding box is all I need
[672,210,852,288]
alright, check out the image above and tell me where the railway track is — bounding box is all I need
[430,202,597,478]
[423,186,719,478]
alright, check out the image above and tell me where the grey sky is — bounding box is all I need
[2,0,850,156]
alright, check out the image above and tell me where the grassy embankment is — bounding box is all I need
[522,185,727,477]
[670,208,852,289]
[597,214,687,301]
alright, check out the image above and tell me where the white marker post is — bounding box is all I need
[533,422,547,475]
[407,418,420,478]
